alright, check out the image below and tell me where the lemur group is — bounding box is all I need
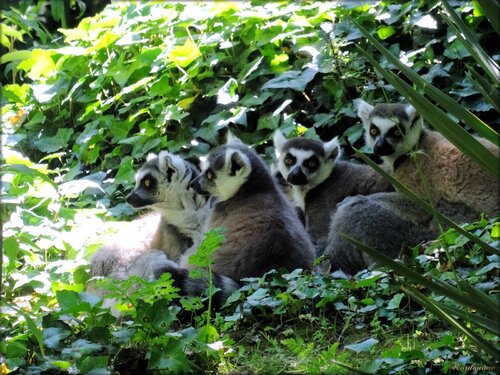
[90,99,499,308]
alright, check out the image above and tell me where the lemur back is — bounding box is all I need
[273,130,393,254]
[156,135,316,305]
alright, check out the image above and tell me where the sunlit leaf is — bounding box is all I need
[168,39,201,68]
[376,26,395,40]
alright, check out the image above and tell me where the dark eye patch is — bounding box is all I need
[304,155,320,171]
[388,125,405,138]
[284,153,296,167]
[206,168,215,181]
[141,174,157,189]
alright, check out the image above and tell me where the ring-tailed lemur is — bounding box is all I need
[273,130,393,257]
[90,151,211,281]
[358,99,499,219]
[154,134,316,307]
[324,100,499,275]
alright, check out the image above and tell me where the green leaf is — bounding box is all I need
[17,49,56,79]
[56,290,80,311]
[376,26,395,40]
[113,156,134,185]
[33,128,74,153]
[345,338,378,353]
[88,31,120,52]
[475,0,500,35]
[0,50,32,65]
[168,39,201,68]
[257,113,280,131]
[77,356,109,375]
[43,327,71,349]
[403,285,500,361]
[342,233,499,317]
[2,164,58,190]
[262,68,318,91]
[2,84,31,104]
[440,0,500,83]
[387,293,405,310]
[188,227,225,268]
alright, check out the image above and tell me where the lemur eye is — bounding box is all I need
[143,178,152,188]
[206,169,214,181]
[370,126,379,137]
[284,153,296,166]
[394,129,402,137]
[308,160,317,168]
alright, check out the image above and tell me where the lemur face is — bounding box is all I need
[191,138,252,202]
[126,151,197,209]
[357,99,423,162]
[273,130,339,191]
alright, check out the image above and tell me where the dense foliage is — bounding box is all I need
[1,1,498,373]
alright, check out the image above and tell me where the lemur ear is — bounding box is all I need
[404,104,417,122]
[323,136,339,159]
[146,153,157,162]
[226,130,243,145]
[227,150,249,176]
[355,99,374,123]
[273,130,287,155]
[157,151,172,173]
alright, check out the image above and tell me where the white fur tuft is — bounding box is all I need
[146,153,157,162]
[273,130,287,156]
[355,99,374,123]
[323,136,339,158]
[213,148,252,201]
[226,131,243,145]
[404,104,417,121]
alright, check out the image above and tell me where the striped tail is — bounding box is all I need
[154,263,240,309]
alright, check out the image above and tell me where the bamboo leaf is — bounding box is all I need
[475,0,500,35]
[432,299,500,336]
[352,149,500,257]
[468,67,500,113]
[439,0,500,84]
[355,46,499,177]
[340,234,500,317]
[402,286,500,361]
[350,17,499,147]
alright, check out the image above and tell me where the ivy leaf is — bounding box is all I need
[33,128,74,153]
[376,26,395,40]
[168,39,201,68]
[43,327,71,349]
[387,293,405,310]
[113,156,134,185]
[77,356,109,375]
[261,68,318,91]
[345,338,379,353]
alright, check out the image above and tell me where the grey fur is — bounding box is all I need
[326,192,437,274]
[156,136,316,305]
